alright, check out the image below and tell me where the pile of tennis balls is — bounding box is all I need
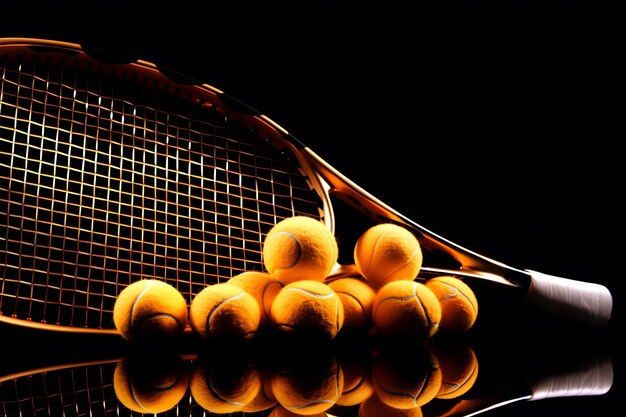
[113,215,478,343]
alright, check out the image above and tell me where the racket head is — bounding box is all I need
[0,38,334,332]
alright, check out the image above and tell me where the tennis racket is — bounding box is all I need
[0,37,612,335]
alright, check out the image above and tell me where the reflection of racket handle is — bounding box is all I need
[529,355,613,400]
[525,270,613,326]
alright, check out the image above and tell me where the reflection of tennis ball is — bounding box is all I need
[270,355,344,415]
[425,276,478,333]
[358,393,424,417]
[430,341,479,399]
[354,223,423,288]
[268,405,328,417]
[242,376,277,413]
[270,280,344,340]
[114,353,188,414]
[113,279,188,342]
[263,216,339,285]
[328,277,376,334]
[228,271,283,325]
[371,344,442,409]
[190,356,262,414]
[335,351,375,406]
[372,280,441,340]
[189,283,261,341]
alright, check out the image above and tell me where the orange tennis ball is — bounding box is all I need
[263,216,339,285]
[228,271,283,325]
[190,356,263,414]
[189,283,262,341]
[113,279,188,342]
[371,344,442,409]
[113,352,188,414]
[425,276,478,333]
[372,280,441,340]
[354,223,423,288]
[430,341,479,400]
[270,280,344,340]
[270,355,344,415]
[328,277,377,334]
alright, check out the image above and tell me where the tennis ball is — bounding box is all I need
[189,283,262,341]
[371,344,442,409]
[190,355,263,414]
[263,216,339,285]
[372,280,441,340]
[430,341,479,399]
[270,355,344,415]
[354,223,423,288]
[270,280,344,340]
[113,352,188,414]
[328,277,377,334]
[113,279,188,342]
[424,276,478,333]
[358,393,424,417]
[228,271,283,325]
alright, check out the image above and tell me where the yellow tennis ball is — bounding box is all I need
[371,344,442,409]
[270,355,344,415]
[263,216,339,285]
[189,283,262,341]
[190,356,263,414]
[430,341,479,400]
[270,280,344,340]
[424,276,478,333]
[228,271,283,325]
[372,280,441,340]
[358,393,425,417]
[113,353,188,414]
[328,277,377,334]
[113,279,188,342]
[354,223,423,288]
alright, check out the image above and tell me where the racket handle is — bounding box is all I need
[529,355,613,401]
[525,270,612,326]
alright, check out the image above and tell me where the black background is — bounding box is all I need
[1,1,623,416]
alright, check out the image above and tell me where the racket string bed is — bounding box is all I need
[0,55,324,331]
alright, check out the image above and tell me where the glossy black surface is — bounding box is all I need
[0,316,618,417]
[1,2,622,416]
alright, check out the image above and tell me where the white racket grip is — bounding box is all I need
[529,356,613,401]
[525,270,612,326]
